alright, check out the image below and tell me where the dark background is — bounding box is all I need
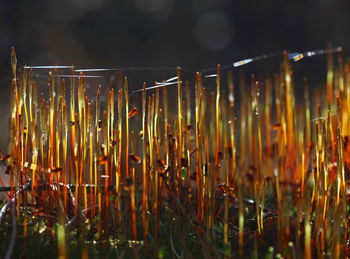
[0,0,350,147]
[2,0,350,82]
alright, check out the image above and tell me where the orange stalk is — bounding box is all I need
[125,78,129,178]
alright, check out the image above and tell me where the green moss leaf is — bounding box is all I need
[181,168,186,180]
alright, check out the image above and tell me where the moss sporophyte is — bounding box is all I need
[0,45,349,258]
